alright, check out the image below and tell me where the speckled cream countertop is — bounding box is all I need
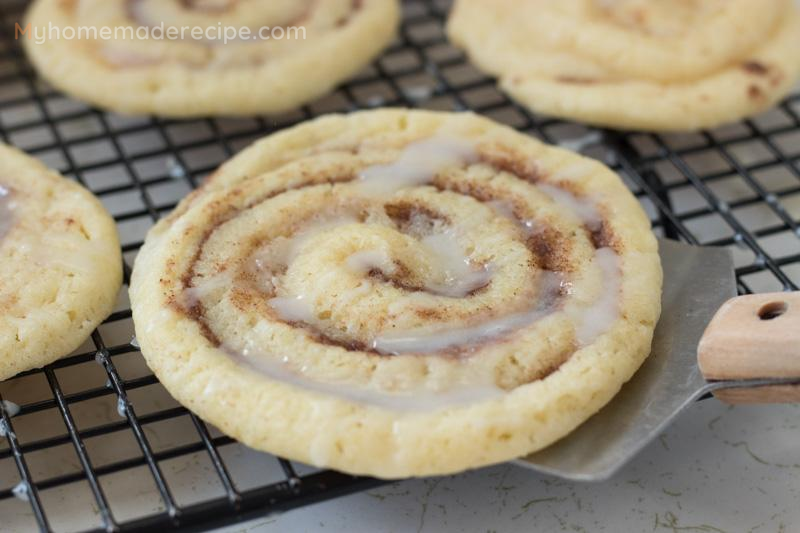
[221,400,800,532]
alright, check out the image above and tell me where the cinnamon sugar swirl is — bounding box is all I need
[130,109,662,478]
[0,143,122,381]
[23,0,399,117]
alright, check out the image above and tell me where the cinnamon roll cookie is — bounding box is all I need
[447,0,800,131]
[23,0,399,117]
[0,143,122,381]
[130,109,662,478]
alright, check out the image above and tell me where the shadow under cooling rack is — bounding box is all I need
[0,0,799,531]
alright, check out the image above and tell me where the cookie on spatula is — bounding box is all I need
[130,109,661,478]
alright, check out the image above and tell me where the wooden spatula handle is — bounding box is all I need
[698,291,800,403]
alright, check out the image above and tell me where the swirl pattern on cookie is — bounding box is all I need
[131,109,661,477]
[23,0,400,116]
[0,143,122,381]
[448,0,800,131]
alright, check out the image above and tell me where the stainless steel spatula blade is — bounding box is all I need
[513,239,737,481]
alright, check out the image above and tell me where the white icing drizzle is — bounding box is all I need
[1,400,20,418]
[0,419,11,439]
[227,341,504,411]
[343,231,491,299]
[183,135,627,408]
[403,85,434,102]
[537,183,621,346]
[418,230,491,297]
[366,95,385,107]
[116,396,128,418]
[265,139,487,323]
[12,481,29,502]
[345,249,395,275]
[487,199,535,235]
[537,183,603,232]
[271,228,491,323]
[355,137,478,196]
[372,271,562,355]
[573,248,621,346]
[257,217,361,315]
[0,185,16,241]
[552,159,598,182]
[268,295,315,323]
[183,271,233,308]
[262,138,619,354]
[558,131,603,153]
[486,199,516,221]
[166,156,187,179]
[0,188,108,275]
[253,216,359,286]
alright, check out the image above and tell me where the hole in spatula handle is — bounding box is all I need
[758,301,787,320]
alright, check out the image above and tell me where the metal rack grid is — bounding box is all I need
[0,0,798,531]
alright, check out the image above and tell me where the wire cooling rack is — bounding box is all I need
[0,0,798,531]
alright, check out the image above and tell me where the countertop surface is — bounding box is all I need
[221,400,800,533]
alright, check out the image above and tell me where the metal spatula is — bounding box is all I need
[514,238,800,481]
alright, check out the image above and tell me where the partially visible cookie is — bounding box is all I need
[0,143,122,380]
[23,0,400,117]
[448,0,800,131]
